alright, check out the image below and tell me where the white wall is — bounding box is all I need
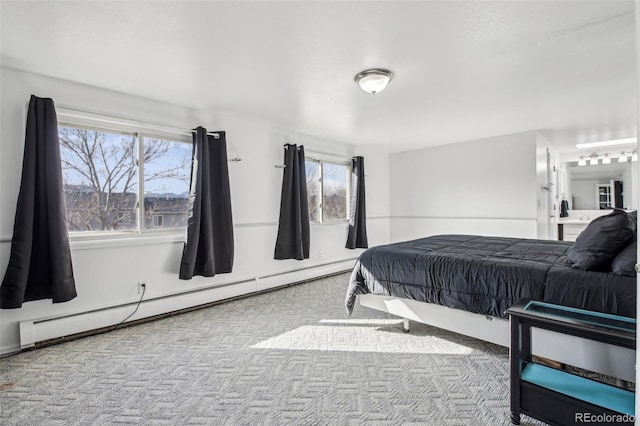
[0,67,390,354]
[389,131,539,242]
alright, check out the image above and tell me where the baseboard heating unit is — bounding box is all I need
[18,259,355,351]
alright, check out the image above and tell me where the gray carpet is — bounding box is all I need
[0,272,545,425]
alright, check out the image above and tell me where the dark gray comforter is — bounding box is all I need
[345,234,636,318]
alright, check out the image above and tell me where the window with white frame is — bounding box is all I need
[58,124,191,233]
[305,158,350,223]
[142,136,191,230]
[152,215,164,228]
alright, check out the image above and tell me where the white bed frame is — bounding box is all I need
[358,294,636,383]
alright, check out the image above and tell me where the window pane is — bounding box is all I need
[322,162,348,221]
[305,160,320,222]
[59,126,138,231]
[143,138,191,230]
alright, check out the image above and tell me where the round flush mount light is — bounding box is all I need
[354,68,394,95]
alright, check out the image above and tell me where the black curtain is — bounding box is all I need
[346,156,368,249]
[1,95,77,308]
[274,144,310,260]
[179,128,234,279]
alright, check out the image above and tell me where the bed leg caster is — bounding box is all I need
[402,318,410,333]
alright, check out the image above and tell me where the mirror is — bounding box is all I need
[563,161,637,210]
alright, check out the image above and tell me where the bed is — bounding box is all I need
[345,232,637,381]
[346,234,636,319]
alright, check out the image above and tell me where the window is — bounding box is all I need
[306,160,321,222]
[59,125,191,234]
[152,215,164,228]
[305,158,350,223]
[322,162,349,221]
[142,137,191,230]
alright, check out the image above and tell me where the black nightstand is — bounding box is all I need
[506,299,636,426]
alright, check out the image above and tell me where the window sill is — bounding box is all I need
[69,230,185,250]
[310,220,349,227]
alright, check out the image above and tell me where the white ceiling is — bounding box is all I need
[0,1,636,154]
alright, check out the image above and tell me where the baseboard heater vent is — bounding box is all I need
[18,259,355,352]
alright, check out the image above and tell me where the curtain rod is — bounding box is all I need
[276,145,353,169]
[284,143,353,161]
[55,104,220,138]
[307,149,350,158]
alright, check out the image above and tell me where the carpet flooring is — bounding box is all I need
[0,272,546,425]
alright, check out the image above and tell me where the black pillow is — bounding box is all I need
[611,241,637,277]
[567,209,635,270]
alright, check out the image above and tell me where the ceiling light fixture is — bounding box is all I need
[576,153,622,166]
[616,151,638,162]
[354,68,394,95]
[576,137,637,150]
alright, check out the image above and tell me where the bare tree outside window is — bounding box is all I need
[305,158,349,223]
[305,160,320,222]
[143,137,191,230]
[59,126,190,232]
[322,162,348,221]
